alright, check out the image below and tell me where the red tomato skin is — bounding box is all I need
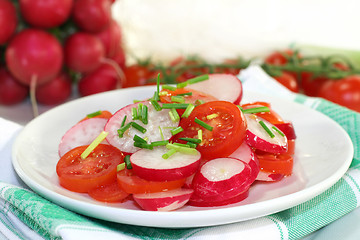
[300,72,329,97]
[35,73,72,105]
[56,144,124,193]
[0,68,28,105]
[256,152,293,176]
[318,75,360,112]
[19,0,73,28]
[174,101,247,160]
[122,64,156,87]
[88,182,129,203]
[273,72,299,93]
[0,0,17,44]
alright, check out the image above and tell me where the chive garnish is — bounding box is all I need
[133,134,147,144]
[86,110,102,118]
[162,103,190,109]
[158,126,164,140]
[171,95,185,103]
[177,92,193,96]
[162,85,177,91]
[181,103,195,118]
[173,142,191,148]
[133,142,153,150]
[176,81,188,89]
[131,122,147,133]
[179,137,202,144]
[117,122,132,137]
[120,115,127,127]
[162,148,177,159]
[186,142,197,148]
[117,162,126,172]
[81,131,109,159]
[198,129,203,141]
[169,108,180,122]
[171,126,183,135]
[259,120,275,138]
[150,99,162,111]
[272,126,285,137]
[195,99,205,106]
[131,107,138,120]
[141,105,148,124]
[206,113,218,120]
[187,74,209,84]
[194,118,213,131]
[242,106,270,114]
[151,140,169,146]
[124,155,132,169]
[166,143,198,155]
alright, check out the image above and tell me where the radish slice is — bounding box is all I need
[245,114,288,153]
[192,157,252,202]
[187,73,243,104]
[188,188,249,207]
[275,122,296,140]
[229,142,260,184]
[58,118,108,157]
[105,101,179,154]
[130,146,201,181]
[133,188,193,211]
[256,171,285,182]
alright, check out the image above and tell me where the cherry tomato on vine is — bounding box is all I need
[273,71,299,93]
[122,64,157,87]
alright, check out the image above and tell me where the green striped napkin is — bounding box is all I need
[0,65,358,240]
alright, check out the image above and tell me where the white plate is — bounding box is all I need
[12,86,354,228]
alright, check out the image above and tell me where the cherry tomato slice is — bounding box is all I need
[88,182,129,203]
[241,101,284,124]
[117,169,186,194]
[173,101,247,160]
[56,144,124,193]
[256,151,293,176]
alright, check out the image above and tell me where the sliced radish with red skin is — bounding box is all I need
[105,101,179,154]
[183,174,195,189]
[275,122,296,140]
[245,114,288,154]
[229,142,260,184]
[192,157,252,202]
[186,73,243,104]
[130,146,201,181]
[133,188,193,211]
[58,118,108,157]
[188,188,249,207]
[256,171,285,182]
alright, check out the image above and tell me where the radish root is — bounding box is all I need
[30,75,39,118]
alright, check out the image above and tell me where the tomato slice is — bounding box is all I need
[159,88,218,104]
[241,101,284,124]
[173,101,247,160]
[56,144,124,193]
[256,151,293,175]
[287,139,296,155]
[117,169,186,194]
[88,182,129,203]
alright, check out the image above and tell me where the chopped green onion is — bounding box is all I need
[120,115,127,127]
[194,118,213,131]
[206,113,218,120]
[158,126,164,140]
[187,74,209,85]
[171,95,185,103]
[171,126,183,135]
[173,142,191,148]
[150,99,162,111]
[162,148,177,159]
[169,108,180,122]
[81,131,109,159]
[117,162,126,172]
[162,85,177,91]
[124,155,132,169]
[181,103,195,118]
[166,143,198,155]
[133,99,141,103]
[131,122,147,133]
[195,99,205,106]
[151,140,169,146]
[133,134,147,143]
[131,107,138,120]
[177,92,193,96]
[198,129,203,141]
[186,142,198,148]
[137,103,143,119]
[141,105,148,124]
[159,91,168,96]
[134,142,153,150]
[242,106,270,114]
[176,81,188,89]
[162,103,190,109]
[117,122,131,137]
[179,137,202,144]
[272,126,285,137]
[86,110,102,118]
[259,120,275,138]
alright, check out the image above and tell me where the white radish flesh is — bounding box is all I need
[192,157,252,202]
[187,73,243,104]
[245,114,288,154]
[105,101,179,154]
[130,146,201,181]
[133,188,193,211]
[58,118,108,157]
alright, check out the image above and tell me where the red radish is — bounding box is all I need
[72,0,112,33]
[35,73,72,105]
[5,29,63,86]
[245,114,288,154]
[110,45,126,69]
[191,158,252,202]
[133,188,193,211]
[64,32,105,74]
[183,174,195,189]
[78,63,119,96]
[187,74,243,104]
[0,0,17,44]
[0,68,28,105]
[256,171,285,182]
[19,0,73,28]
[58,118,108,157]
[105,101,179,154]
[188,188,249,207]
[229,142,260,184]
[95,20,122,57]
[130,146,201,181]
[275,122,296,140]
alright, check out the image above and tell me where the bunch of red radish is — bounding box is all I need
[0,0,125,113]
